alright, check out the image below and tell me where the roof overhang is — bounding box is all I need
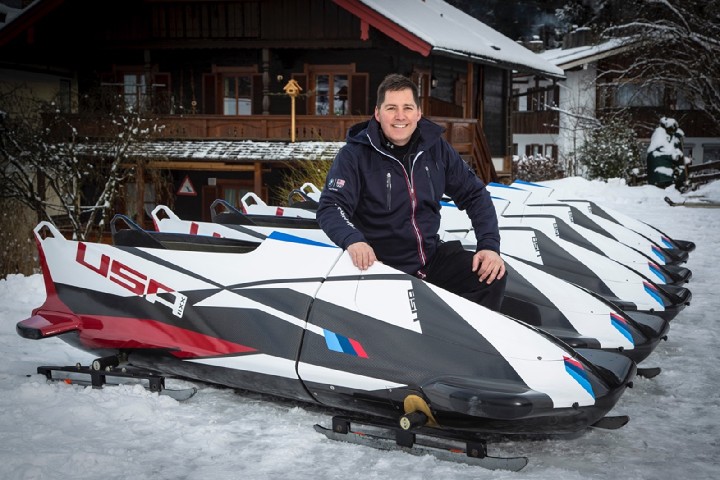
[332,0,432,56]
[0,0,65,48]
[333,0,564,79]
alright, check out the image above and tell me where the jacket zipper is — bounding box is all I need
[367,133,427,266]
[408,153,426,266]
[386,172,392,211]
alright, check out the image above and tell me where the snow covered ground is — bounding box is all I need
[1,177,718,480]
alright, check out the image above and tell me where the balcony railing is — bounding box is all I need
[50,113,504,182]
[511,110,560,135]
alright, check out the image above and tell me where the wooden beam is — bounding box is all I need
[142,161,259,171]
[253,161,263,195]
[332,0,432,56]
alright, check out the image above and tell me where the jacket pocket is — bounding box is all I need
[424,165,436,200]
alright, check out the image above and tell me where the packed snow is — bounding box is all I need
[1,177,718,480]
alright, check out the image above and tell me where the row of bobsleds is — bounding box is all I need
[17,179,694,471]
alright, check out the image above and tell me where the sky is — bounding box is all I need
[1,177,719,480]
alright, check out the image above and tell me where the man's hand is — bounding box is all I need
[472,249,505,284]
[347,242,377,271]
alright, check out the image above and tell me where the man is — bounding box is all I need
[317,74,506,311]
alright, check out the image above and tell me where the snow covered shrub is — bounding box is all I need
[512,154,564,182]
[578,116,643,181]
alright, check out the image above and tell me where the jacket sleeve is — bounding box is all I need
[316,146,367,249]
[440,140,501,253]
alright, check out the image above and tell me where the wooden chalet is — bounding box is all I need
[512,32,719,169]
[0,0,563,224]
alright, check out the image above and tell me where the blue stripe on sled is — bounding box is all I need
[323,329,365,357]
[661,236,674,248]
[268,231,335,247]
[648,263,667,283]
[563,357,595,398]
[323,330,343,353]
[440,201,456,208]
[643,281,664,307]
[651,245,667,263]
[610,313,635,345]
[489,182,525,190]
[512,179,548,188]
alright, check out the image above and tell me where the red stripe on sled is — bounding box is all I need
[348,338,368,358]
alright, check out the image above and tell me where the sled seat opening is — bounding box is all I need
[113,229,259,254]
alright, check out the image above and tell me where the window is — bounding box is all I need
[100,69,171,113]
[600,82,664,109]
[615,83,663,107]
[313,74,349,115]
[525,144,543,157]
[304,64,367,115]
[544,144,558,160]
[124,182,156,221]
[702,144,720,163]
[527,86,558,111]
[683,143,694,160]
[223,75,253,115]
[123,74,147,112]
[201,178,260,222]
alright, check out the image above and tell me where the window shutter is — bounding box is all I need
[252,74,263,115]
[350,74,368,115]
[203,73,216,114]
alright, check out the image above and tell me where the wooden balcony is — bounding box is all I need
[511,110,559,135]
[155,114,479,147]
[64,113,477,143]
[51,113,503,183]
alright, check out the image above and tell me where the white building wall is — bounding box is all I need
[555,66,597,174]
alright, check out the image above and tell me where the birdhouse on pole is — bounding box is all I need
[284,79,303,142]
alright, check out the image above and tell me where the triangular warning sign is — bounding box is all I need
[177,175,197,196]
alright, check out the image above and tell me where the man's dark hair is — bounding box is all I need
[376,74,420,107]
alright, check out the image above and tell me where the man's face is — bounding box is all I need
[374,88,421,146]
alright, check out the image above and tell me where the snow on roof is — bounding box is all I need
[360,0,565,78]
[76,140,345,163]
[539,37,631,70]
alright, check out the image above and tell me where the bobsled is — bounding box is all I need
[488,182,690,265]
[436,197,690,321]
[487,197,691,286]
[17,220,635,437]
[152,203,670,364]
[451,224,689,322]
[509,180,696,254]
[238,191,691,322]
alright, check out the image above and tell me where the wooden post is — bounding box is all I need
[283,79,303,142]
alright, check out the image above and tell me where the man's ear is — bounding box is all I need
[374,106,380,121]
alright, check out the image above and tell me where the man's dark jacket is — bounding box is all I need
[316,116,500,276]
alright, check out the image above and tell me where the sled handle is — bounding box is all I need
[110,214,144,237]
[210,199,253,222]
[241,192,266,210]
[33,221,64,242]
[151,205,179,222]
[287,189,319,208]
[300,182,322,196]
